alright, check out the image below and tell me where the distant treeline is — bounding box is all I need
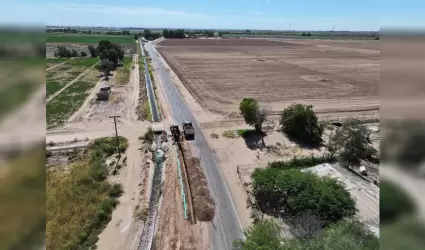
[46,27,131,36]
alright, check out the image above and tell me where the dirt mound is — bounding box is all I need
[182,144,215,222]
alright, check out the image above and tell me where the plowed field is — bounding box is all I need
[157,38,379,118]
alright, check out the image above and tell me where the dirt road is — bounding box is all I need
[97,135,149,250]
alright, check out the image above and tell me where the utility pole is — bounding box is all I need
[109,115,121,156]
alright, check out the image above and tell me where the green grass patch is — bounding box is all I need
[222,129,255,138]
[66,57,99,67]
[47,80,95,128]
[142,102,152,121]
[115,57,133,84]
[46,136,128,250]
[47,34,134,44]
[222,130,237,138]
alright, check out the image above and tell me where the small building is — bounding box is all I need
[97,87,111,101]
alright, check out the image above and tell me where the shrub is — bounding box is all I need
[269,154,336,169]
[252,168,356,225]
[109,183,123,197]
[280,103,323,145]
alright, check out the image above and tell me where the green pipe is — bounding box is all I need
[176,151,188,219]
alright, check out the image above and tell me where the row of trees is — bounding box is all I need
[239,99,376,167]
[163,29,186,39]
[54,46,87,58]
[93,40,125,80]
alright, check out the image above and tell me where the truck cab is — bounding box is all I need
[182,121,195,140]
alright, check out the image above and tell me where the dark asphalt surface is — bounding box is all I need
[146,41,244,249]
[139,40,160,122]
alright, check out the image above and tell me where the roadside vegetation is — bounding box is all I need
[115,56,133,84]
[46,137,128,250]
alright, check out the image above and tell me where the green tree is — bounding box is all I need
[71,49,78,57]
[251,168,356,225]
[88,45,97,57]
[97,60,115,80]
[163,29,169,38]
[239,98,268,132]
[80,51,87,57]
[330,119,376,167]
[55,45,72,58]
[99,49,119,67]
[280,103,324,145]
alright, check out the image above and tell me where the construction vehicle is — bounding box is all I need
[170,124,181,144]
[182,121,195,140]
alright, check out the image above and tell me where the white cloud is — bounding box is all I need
[253,12,265,16]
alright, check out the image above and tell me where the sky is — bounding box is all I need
[2,0,424,31]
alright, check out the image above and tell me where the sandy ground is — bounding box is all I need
[97,136,153,250]
[66,54,140,131]
[154,146,207,250]
[156,38,378,122]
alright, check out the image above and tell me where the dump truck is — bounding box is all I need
[182,121,195,140]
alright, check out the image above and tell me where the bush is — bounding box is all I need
[280,103,323,145]
[80,51,88,57]
[330,119,374,167]
[252,168,356,225]
[142,127,155,144]
[109,184,123,197]
[233,218,283,250]
[380,179,416,224]
[234,218,378,250]
[269,154,336,169]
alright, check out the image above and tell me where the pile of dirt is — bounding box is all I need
[182,143,215,222]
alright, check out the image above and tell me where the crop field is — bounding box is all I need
[47,34,135,44]
[47,64,99,129]
[46,57,99,98]
[157,38,379,117]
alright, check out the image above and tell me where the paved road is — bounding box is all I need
[139,40,160,122]
[146,41,244,249]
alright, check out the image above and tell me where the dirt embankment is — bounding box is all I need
[181,142,215,222]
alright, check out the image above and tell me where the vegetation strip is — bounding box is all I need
[46,137,128,250]
[47,34,135,44]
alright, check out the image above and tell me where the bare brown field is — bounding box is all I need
[157,38,379,118]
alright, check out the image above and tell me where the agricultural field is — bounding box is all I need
[47,34,135,44]
[46,58,100,129]
[46,34,137,58]
[46,57,99,98]
[156,38,379,119]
